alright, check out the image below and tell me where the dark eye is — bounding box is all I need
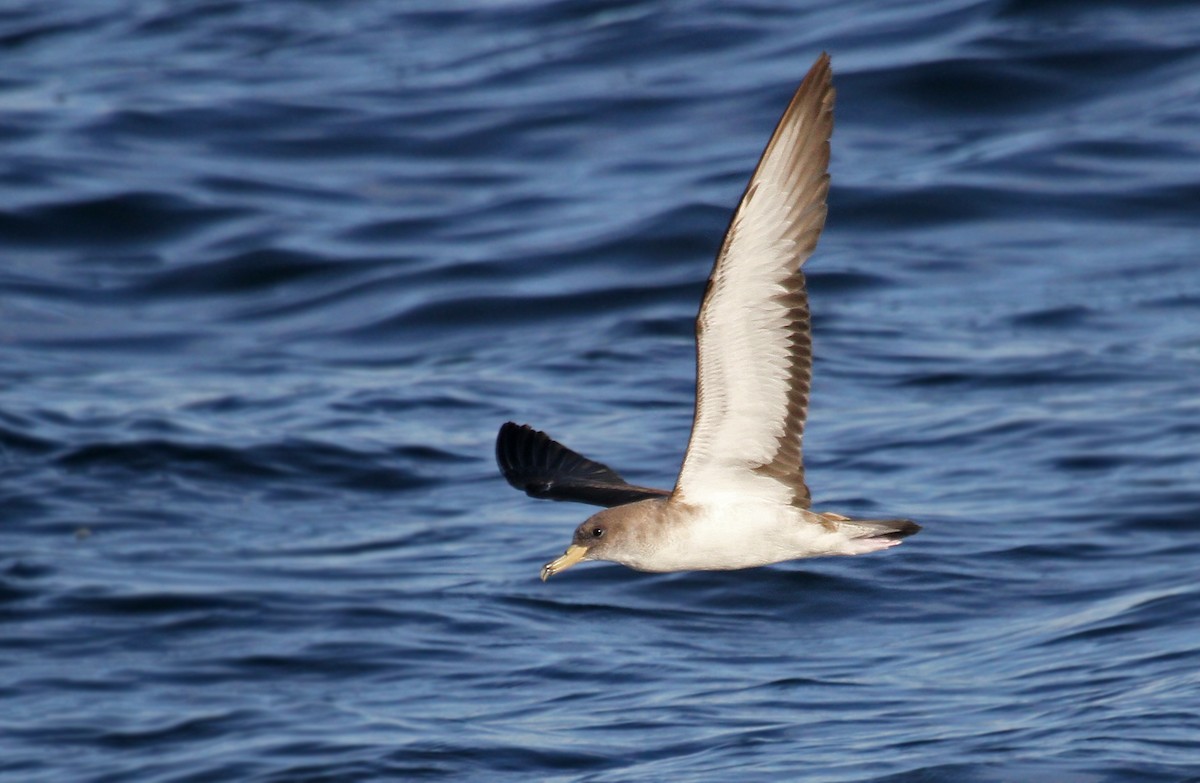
[591,527,605,538]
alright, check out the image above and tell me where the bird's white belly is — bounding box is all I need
[623,503,844,572]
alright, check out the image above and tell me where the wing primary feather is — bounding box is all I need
[496,422,669,508]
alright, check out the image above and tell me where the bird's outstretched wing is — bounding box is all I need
[674,53,835,509]
[496,422,669,507]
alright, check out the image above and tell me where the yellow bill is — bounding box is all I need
[540,544,588,581]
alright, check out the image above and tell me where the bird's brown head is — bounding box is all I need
[539,508,627,581]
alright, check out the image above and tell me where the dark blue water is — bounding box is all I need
[3,2,1199,781]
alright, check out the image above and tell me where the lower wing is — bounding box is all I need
[495,422,669,507]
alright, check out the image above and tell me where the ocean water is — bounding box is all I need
[2,1,1199,781]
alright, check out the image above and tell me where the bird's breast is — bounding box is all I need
[620,502,840,572]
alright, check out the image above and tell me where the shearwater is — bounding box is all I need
[495,54,920,581]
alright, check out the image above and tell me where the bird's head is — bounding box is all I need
[539,506,644,581]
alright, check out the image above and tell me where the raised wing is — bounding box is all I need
[673,53,834,509]
[496,422,669,507]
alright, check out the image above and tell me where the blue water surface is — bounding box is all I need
[2,1,1199,781]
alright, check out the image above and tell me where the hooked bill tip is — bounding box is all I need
[540,544,587,582]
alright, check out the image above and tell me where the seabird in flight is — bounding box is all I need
[496,54,920,580]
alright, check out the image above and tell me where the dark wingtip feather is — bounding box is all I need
[494,422,671,507]
[496,422,626,492]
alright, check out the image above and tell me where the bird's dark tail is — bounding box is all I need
[846,517,922,541]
